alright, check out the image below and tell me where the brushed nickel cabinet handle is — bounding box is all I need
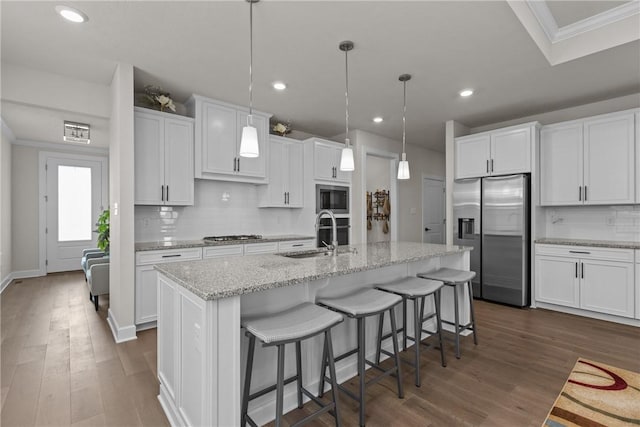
[575,262,578,278]
[578,186,582,201]
[584,186,587,201]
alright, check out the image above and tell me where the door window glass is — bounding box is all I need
[58,165,92,241]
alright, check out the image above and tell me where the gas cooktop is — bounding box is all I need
[203,235,263,242]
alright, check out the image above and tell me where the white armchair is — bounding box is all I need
[81,248,105,278]
[86,257,109,311]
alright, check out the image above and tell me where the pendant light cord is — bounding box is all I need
[345,47,349,142]
[248,0,254,120]
[402,79,406,153]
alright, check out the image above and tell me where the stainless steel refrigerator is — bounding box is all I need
[453,174,530,307]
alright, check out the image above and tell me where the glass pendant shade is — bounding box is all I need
[239,120,259,158]
[340,146,354,171]
[397,152,410,180]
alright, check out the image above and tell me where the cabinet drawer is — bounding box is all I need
[136,247,203,265]
[278,239,315,252]
[203,244,244,259]
[244,242,278,255]
[535,244,634,262]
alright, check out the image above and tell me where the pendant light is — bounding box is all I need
[339,41,355,172]
[397,74,411,180]
[239,0,260,158]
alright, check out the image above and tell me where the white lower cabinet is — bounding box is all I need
[278,239,315,252]
[203,244,244,259]
[135,248,203,326]
[636,250,639,320]
[244,242,278,255]
[535,244,635,319]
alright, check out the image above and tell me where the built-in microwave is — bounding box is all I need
[316,184,349,214]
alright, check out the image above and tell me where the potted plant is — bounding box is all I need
[94,209,110,253]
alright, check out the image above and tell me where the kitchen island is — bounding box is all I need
[155,241,471,427]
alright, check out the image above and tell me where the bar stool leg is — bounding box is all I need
[453,283,461,359]
[402,298,408,350]
[241,335,256,426]
[468,281,478,345]
[357,317,366,427]
[434,289,447,367]
[296,341,303,409]
[275,344,286,427]
[325,329,342,427]
[389,309,404,399]
[413,297,421,387]
[318,335,328,398]
[375,311,384,365]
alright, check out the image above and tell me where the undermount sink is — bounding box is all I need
[279,247,356,259]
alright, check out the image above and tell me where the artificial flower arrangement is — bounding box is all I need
[139,85,176,112]
[270,119,291,136]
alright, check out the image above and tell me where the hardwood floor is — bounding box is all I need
[2,272,639,426]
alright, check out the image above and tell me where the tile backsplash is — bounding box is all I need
[135,180,314,242]
[544,205,640,242]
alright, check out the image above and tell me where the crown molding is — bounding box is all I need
[11,138,108,155]
[1,118,16,142]
[555,1,640,42]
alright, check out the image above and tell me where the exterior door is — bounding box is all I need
[422,177,445,243]
[45,155,107,273]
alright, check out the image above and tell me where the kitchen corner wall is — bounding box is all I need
[544,205,640,242]
[135,180,314,241]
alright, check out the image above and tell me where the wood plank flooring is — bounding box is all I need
[2,272,639,426]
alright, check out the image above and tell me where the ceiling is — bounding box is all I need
[1,1,639,152]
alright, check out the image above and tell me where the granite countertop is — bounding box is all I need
[135,235,315,252]
[535,237,640,250]
[155,241,472,301]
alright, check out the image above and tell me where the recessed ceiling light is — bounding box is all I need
[459,89,474,97]
[373,117,383,123]
[55,5,88,23]
[273,82,287,90]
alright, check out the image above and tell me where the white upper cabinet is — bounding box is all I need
[134,108,194,206]
[540,111,636,206]
[260,136,304,208]
[454,134,491,179]
[312,139,351,183]
[186,95,271,183]
[635,112,639,203]
[540,123,583,205]
[454,123,534,179]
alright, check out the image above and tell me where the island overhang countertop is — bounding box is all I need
[155,241,472,301]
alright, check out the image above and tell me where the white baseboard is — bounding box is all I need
[1,269,44,294]
[107,308,138,343]
[535,302,640,327]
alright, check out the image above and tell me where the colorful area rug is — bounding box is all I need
[543,358,640,427]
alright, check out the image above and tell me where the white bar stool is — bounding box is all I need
[317,288,404,427]
[417,268,478,359]
[241,302,344,427]
[374,277,446,387]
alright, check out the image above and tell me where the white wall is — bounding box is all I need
[350,130,445,244]
[1,121,13,289]
[366,155,391,243]
[108,63,136,342]
[135,180,315,241]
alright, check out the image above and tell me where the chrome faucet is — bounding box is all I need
[315,209,338,256]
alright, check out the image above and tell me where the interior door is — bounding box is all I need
[45,155,107,273]
[422,177,445,243]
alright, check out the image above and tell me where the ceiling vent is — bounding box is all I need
[63,121,90,144]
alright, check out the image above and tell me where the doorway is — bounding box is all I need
[39,153,108,273]
[360,147,398,245]
[422,176,445,244]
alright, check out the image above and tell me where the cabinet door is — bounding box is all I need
[540,123,583,205]
[583,113,635,205]
[490,126,531,175]
[243,242,278,255]
[266,139,287,206]
[580,259,634,318]
[135,111,165,205]
[454,135,491,179]
[164,118,194,206]
[136,265,158,324]
[158,274,178,402]
[236,112,267,178]
[314,141,338,181]
[535,255,580,308]
[286,142,304,207]
[201,102,237,175]
[636,112,639,203]
[635,253,639,320]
